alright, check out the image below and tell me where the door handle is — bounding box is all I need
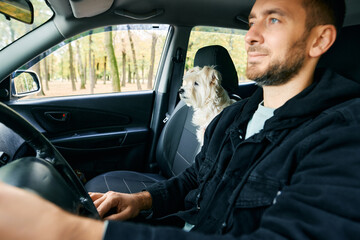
[44,111,69,122]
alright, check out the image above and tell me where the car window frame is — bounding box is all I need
[11,24,173,100]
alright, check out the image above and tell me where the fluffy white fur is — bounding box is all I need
[179,66,235,145]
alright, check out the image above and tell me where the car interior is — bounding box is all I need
[0,0,359,219]
[85,45,248,193]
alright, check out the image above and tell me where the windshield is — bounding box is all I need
[0,0,53,51]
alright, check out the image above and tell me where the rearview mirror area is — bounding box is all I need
[0,0,34,24]
[11,70,41,97]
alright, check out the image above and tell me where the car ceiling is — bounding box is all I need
[47,0,360,32]
[46,0,250,37]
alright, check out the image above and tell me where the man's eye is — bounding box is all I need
[270,18,279,24]
[194,82,199,86]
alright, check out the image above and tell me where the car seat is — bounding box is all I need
[317,25,360,83]
[85,45,241,193]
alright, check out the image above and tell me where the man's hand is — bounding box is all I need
[89,191,153,221]
[0,182,104,240]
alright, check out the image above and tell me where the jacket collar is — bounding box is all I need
[266,68,360,131]
[228,68,360,144]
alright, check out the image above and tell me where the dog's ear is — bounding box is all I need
[210,68,222,86]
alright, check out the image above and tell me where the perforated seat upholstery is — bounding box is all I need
[85,45,240,193]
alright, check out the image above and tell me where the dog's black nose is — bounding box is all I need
[178,88,184,94]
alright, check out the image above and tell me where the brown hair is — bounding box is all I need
[302,0,346,32]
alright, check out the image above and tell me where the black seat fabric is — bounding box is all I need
[85,171,167,194]
[317,25,360,83]
[194,45,258,99]
[155,101,200,178]
[85,45,239,193]
[193,45,240,96]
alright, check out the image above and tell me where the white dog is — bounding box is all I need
[179,66,235,145]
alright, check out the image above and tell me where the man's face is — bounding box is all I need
[245,0,310,86]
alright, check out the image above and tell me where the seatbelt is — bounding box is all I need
[163,47,185,123]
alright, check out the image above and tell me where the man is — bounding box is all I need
[1,0,360,239]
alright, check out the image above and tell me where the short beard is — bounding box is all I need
[246,33,308,86]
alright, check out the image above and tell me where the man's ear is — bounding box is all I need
[309,25,337,58]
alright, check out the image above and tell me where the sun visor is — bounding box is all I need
[69,0,114,18]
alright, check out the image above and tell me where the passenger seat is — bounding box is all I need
[85,45,240,193]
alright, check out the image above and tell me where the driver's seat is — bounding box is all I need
[85,45,240,193]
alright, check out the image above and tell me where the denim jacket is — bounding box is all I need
[104,69,360,240]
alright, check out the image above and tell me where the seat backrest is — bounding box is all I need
[194,45,241,97]
[317,25,360,83]
[156,45,239,178]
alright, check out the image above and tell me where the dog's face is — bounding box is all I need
[179,66,222,108]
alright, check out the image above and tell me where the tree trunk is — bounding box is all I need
[84,55,87,88]
[105,28,121,92]
[8,21,15,42]
[96,62,99,84]
[121,37,127,87]
[103,56,107,84]
[228,29,234,50]
[49,54,54,89]
[68,42,76,91]
[128,62,132,84]
[142,55,145,84]
[92,55,96,88]
[34,61,45,96]
[60,53,64,81]
[43,55,50,91]
[88,32,95,94]
[127,25,142,90]
[76,41,86,89]
[148,33,158,89]
[185,42,194,71]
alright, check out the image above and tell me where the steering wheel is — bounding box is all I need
[0,102,99,219]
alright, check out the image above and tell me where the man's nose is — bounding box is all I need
[245,23,264,46]
[179,88,184,94]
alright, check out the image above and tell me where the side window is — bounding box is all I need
[0,0,53,51]
[186,26,249,83]
[17,24,170,99]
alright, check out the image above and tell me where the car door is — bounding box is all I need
[6,24,171,181]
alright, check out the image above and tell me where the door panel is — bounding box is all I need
[32,107,130,134]
[7,91,155,179]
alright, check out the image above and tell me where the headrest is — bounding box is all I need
[317,25,360,82]
[194,45,240,95]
